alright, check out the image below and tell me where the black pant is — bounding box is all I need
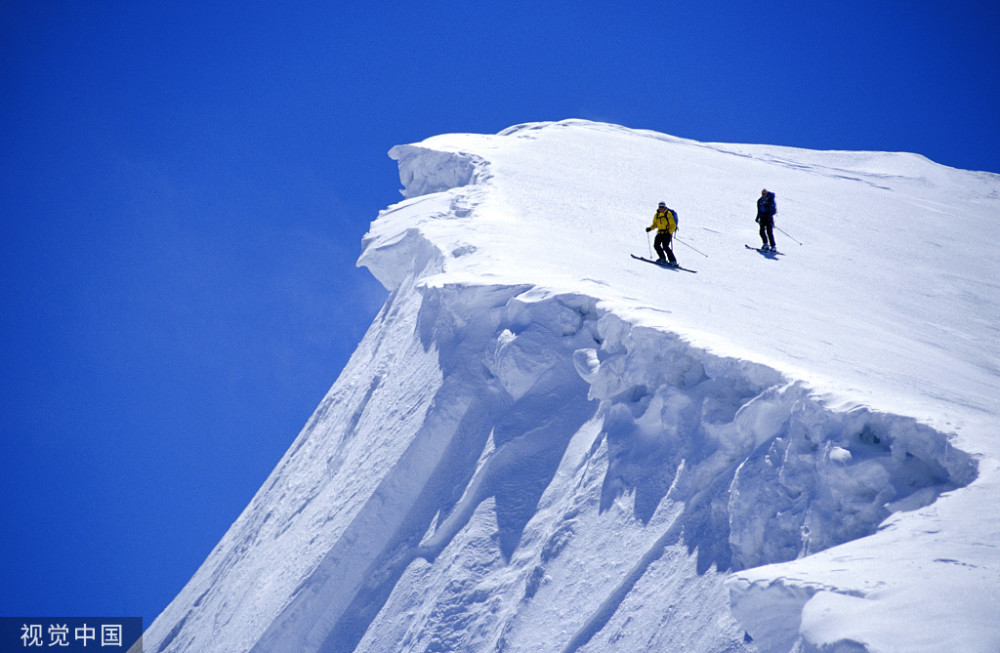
[758,218,775,248]
[654,231,676,263]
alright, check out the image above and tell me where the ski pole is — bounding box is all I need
[775,225,802,245]
[675,235,708,257]
[647,231,654,258]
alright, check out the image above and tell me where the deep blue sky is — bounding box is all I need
[2,0,997,630]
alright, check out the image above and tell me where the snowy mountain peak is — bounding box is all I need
[142,120,1000,653]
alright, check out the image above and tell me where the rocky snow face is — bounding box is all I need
[139,121,1000,653]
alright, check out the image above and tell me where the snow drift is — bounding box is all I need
[138,120,1000,653]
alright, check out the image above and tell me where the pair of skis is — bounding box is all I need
[744,244,784,255]
[630,254,698,273]
[632,245,785,274]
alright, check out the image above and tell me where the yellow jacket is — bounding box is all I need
[649,208,677,234]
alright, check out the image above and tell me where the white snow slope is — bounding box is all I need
[139,120,1000,653]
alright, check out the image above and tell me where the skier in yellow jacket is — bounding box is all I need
[645,202,678,266]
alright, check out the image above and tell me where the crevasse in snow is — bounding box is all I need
[138,120,1000,653]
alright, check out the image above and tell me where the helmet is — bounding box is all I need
[658,201,666,208]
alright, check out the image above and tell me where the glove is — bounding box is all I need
[645,227,652,232]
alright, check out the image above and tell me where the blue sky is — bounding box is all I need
[2,0,997,630]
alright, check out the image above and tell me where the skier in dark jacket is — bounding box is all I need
[756,189,777,251]
[646,201,678,265]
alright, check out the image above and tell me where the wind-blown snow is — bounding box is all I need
[138,120,1000,653]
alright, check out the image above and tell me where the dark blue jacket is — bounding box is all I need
[757,192,777,223]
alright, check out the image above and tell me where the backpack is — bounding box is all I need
[759,193,776,216]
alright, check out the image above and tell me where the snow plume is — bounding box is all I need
[140,120,1000,653]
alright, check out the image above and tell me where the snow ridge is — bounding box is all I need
[139,120,1000,653]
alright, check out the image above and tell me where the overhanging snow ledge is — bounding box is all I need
[388,144,489,199]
